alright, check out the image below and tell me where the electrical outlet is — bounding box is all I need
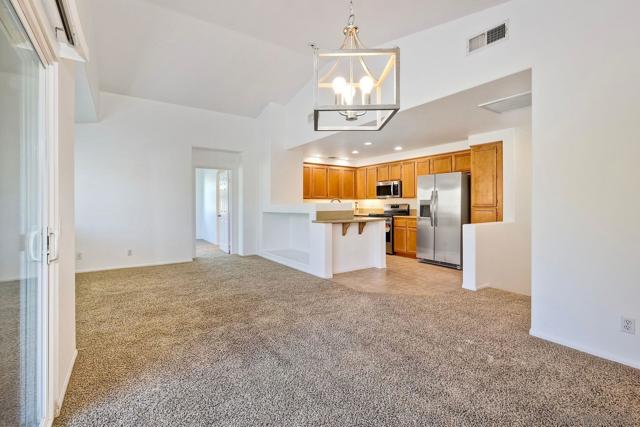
[127,249,133,257]
[621,317,636,335]
[76,252,82,261]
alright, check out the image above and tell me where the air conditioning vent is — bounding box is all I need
[468,22,508,53]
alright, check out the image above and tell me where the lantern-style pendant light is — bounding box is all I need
[312,0,400,131]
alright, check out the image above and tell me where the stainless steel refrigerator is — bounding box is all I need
[417,172,470,269]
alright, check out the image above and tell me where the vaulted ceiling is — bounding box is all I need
[91,0,509,117]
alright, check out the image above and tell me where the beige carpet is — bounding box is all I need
[54,247,640,426]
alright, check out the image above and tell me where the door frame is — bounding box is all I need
[192,166,234,256]
[8,0,60,425]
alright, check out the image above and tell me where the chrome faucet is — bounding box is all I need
[330,199,342,203]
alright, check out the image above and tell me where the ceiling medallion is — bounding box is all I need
[311,0,400,131]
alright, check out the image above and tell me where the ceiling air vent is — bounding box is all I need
[468,22,508,54]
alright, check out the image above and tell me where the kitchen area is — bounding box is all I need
[302,142,503,271]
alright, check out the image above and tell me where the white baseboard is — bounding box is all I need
[55,348,78,417]
[529,328,640,370]
[76,258,193,274]
[462,281,490,291]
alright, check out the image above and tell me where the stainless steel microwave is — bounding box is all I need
[376,180,402,198]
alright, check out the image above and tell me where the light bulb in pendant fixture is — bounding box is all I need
[332,77,347,95]
[359,75,374,104]
[342,83,356,105]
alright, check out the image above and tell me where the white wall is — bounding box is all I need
[463,127,531,296]
[75,92,259,272]
[195,169,218,244]
[279,0,640,367]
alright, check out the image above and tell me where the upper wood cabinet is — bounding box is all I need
[430,155,453,174]
[303,166,311,199]
[401,161,416,198]
[416,159,430,177]
[377,164,389,181]
[453,152,471,172]
[471,142,503,223]
[341,168,356,199]
[327,167,341,199]
[356,168,367,199]
[366,167,378,199]
[310,166,328,199]
[302,147,474,201]
[389,162,402,181]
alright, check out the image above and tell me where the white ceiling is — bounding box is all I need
[91,0,509,117]
[299,70,532,161]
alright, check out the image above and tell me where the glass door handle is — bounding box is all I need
[47,228,59,264]
[28,230,42,262]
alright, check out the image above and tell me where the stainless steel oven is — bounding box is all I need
[376,180,402,199]
[369,204,410,254]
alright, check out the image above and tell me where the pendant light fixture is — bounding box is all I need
[311,0,400,131]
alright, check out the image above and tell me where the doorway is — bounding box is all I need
[195,168,231,257]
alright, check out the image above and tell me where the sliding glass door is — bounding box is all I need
[0,1,48,425]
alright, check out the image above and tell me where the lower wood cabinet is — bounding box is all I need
[393,217,417,258]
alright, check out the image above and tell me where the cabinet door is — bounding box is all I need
[453,152,471,172]
[471,208,498,223]
[356,168,367,199]
[401,161,416,198]
[389,162,402,181]
[377,164,390,181]
[471,142,503,223]
[430,155,453,174]
[341,168,355,199]
[394,226,407,253]
[303,165,311,199]
[416,159,430,177]
[327,167,341,199]
[310,166,328,198]
[366,167,377,199]
[406,227,417,256]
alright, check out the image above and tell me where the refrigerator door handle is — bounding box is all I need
[430,190,435,227]
[433,190,438,227]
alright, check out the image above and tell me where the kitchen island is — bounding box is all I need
[261,204,386,278]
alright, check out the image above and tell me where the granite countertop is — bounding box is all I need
[312,217,386,224]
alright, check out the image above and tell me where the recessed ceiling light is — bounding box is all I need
[364,142,373,146]
[351,150,359,154]
[394,146,403,151]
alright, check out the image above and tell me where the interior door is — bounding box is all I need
[434,173,463,266]
[217,170,230,253]
[0,2,48,425]
[416,175,435,260]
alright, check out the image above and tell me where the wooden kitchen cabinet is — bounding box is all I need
[303,166,311,199]
[356,168,367,199]
[406,226,417,256]
[401,161,416,198]
[453,151,471,172]
[327,167,341,199]
[310,166,328,198]
[393,226,407,253]
[393,217,417,258]
[341,168,355,199]
[471,142,503,223]
[366,167,377,199]
[416,158,430,177]
[430,155,453,174]
[377,164,390,181]
[389,162,402,181]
